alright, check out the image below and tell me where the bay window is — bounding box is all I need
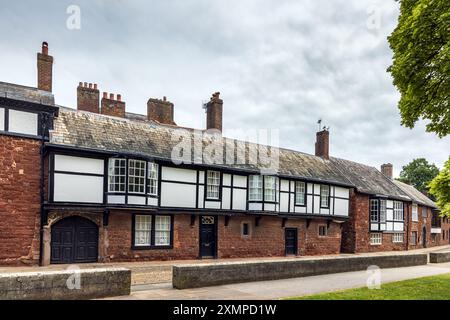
[206,170,220,199]
[108,158,126,192]
[295,181,306,205]
[128,159,146,193]
[249,175,262,201]
[379,199,387,223]
[264,176,277,202]
[370,199,379,222]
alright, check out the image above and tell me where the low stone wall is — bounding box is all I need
[173,254,428,289]
[0,267,131,300]
[429,251,450,263]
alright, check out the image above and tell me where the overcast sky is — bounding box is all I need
[1,0,449,176]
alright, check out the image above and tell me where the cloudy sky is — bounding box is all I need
[1,0,449,176]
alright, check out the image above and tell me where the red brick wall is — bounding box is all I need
[105,213,342,262]
[408,205,450,249]
[0,135,41,265]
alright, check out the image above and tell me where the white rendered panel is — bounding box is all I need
[394,223,404,231]
[387,200,394,208]
[386,209,394,221]
[54,173,103,203]
[222,188,231,210]
[289,194,295,212]
[147,197,158,206]
[335,187,349,199]
[205,201,221,209]
[313,184,321,195]
[306,195,313,213]
[160,182,196,208]
[295,206,307,214]
[387,222,394,231]
[233,175,247,188]
[0,108,4,131]
[8,110,38,135]
[313,195,320,213]
[232,189,246,210]
[280,179,289,192]
[198,171,205,183]
[222,174,231,186]
[55,155,104,175]
[320,208,330,215]
[198,185,204,208]
[249,202,262,211]
[265,203,275,211]
[334,199,349,216]
[380,223,387,231]
[307,183,313,195]
[280,193,289,212]
[162,167,196,183]
[108,195,125,204]
[128,196,146,205]
[370,223,379,231]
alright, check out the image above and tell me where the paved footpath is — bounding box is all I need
[107,261,450,300]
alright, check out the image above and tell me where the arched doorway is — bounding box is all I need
[422,227,427,248]
[51,216,99,264]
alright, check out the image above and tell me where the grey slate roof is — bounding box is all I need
[330,157,410,200]
[0,81,55,105]
[393,180,437,208]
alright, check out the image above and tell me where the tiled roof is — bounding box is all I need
[393,180,437,208]
[0,81,54,105]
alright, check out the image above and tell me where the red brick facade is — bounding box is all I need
[408,205,450,249]
[0,135,41,265]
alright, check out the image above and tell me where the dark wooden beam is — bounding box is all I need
[306,218,311,229]
[255,216,261,227]
[282,217,287,228]
[225,215,230,226]
[103,209,110,226]
[190,214,196,226]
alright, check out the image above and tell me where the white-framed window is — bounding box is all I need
[411,231,418,245]
[206,170,220,199]
[412,204,418,222]
[147,162,159,196]
[134,215,151,246]
[392,233,404,243]
[249,175,262,201]
[370,233,382,245]
[320,185,330,208]
[393,201,404,221]
[264,176,277,202]
[154,215,171,246]
[128,159,146,193]
[422,206,428,218]
[379,199,387,223]
[108,158,126,192]
[318,225,327,236]
[370,199,379,222]
[295,181,306,205]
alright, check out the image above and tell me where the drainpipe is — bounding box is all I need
[38,113,49,266]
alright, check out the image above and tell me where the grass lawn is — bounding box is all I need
[287,273,450,300]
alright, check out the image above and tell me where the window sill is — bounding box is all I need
[132,245,173,250]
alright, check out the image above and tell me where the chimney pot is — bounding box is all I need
[109,93,114,100]
[117,94,122,101]
[79,82,82,87]
[41,42,48,55]
[94,83,97,90]
[163,96,167,101]
[103,92,107,99]
[88,83,92,89]
[84,82,88,87]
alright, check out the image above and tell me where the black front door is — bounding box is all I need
[200,216,217,258]
[422,227,427,248]
[285,228,298,255]
[51,216,99,264]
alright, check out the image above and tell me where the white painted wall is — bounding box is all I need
[162,167,196,183]
[128,196,146,205]
[334,199,349,216]
[223,174,231,186]
[54,173,103,203]
[108,195,125,204]
[233,189,246,210]
[335,186,349,199]
[205,201,221,209]
[160,182,196,207]
[280,193,289,212]
[55,155,104,174]
[0,108,4,131]
[222,188,231,210]
[8,110,38,135]
[233,175,247,188]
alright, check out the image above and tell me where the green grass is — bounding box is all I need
[286,273,450,300]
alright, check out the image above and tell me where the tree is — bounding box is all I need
[429,157,450,217]
[387,0,450,137]
[397,158,439,195]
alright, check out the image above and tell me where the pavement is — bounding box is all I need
[107,262,450,300]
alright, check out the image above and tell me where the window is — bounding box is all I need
[295,181,306,205]
[370,199,379,222]
[318,225,327,236]
[134,215,151,246]
[422,206,428,218]
[249,175,262,201]
[320,185,330,208]
[412,204,418,222]
[147,162,159,196]
[392,233,404,243]
[242,223,250,236]
[411,231,418,245]
[393,201,404,221]
[379,199,387,223]
[108,158,126,192]
[370,233,382,245]
[128,160,146,193]
[206,170,220,199]
[134,214,172,247]
[0,108,4,131]
[154,215,171,246]
[264,176,277,202]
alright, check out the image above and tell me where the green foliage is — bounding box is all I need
[287,273,450,300]
[429,157,450,217]
[387,0,450,137]
[397,158,439,194]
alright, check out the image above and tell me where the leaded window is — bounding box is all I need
[108,158,126,192]
[128,159,146,193]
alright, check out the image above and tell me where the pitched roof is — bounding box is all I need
[330,157,409,200]
[0,81,54,106]
[393,180,437,208]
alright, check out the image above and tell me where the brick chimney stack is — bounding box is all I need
[381,163,393,179]
[206,92,223,132]
[101,92,126,118]
[315,129,330,160]
[147,97,175,125]
[37,42,53,92]
[77,82,100,113]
